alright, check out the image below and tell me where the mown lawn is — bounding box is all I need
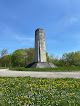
[0,77,80,106]
[0,67,7,69]
[9,66,80,71]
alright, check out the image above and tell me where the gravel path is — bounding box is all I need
[0,69,80,79]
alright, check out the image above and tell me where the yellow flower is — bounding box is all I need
[29,101,31,104]
[59,100,61,101]
[50,87,52,90]
[69,101,71,103]
[15,97,18,99]
[45,85,47,87]
[33,92,37,95]
[16,86,18,88]
[30,87,32,90]
[50,93,52,95]
[22,96,23,98]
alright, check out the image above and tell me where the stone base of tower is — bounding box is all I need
[25,62,57,68]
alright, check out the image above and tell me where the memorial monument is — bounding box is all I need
[25,28,57,68]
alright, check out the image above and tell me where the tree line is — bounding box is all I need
[0,48,80,67]
[0,48,34,67]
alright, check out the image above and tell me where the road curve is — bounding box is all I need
[0,69,80,79]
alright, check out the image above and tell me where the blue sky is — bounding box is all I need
[0,0,80,58]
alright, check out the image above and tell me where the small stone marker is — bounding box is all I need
[25,28,57,68]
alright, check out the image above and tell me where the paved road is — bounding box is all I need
[0,69,80,79]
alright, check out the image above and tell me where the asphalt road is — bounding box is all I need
[0,69,80,79]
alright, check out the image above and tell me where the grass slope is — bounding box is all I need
[0,77,80,105]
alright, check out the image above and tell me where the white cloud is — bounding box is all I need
[0,23,35,48]
[65,17,79,26]
[0,23,35,44]
[70,17,78,24]
[15,35,34,41]
[54,16,79,32]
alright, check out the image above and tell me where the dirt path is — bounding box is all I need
[0,69,80,78]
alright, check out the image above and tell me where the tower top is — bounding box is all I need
[35,28,44,32]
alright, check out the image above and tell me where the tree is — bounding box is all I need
[66,52,75,66]
[74,51,80,66]
[49,54,59,66]
[11,49,24,67]
[46,52,50,62]
[58,59,65,67]
[11,48,34,67]
[26,48,34,65]
[0,55,12,67]
[49,54,54,63]
[0,49,8,57]
[60,51,80,66]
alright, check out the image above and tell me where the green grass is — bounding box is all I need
[9,66,80,71]
[0,67,7,69]
[0,77,80,105]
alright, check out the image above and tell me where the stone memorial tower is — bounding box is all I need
[34,29,47,63]
[25,28,57,68]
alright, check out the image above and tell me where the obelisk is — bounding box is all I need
[34,29,47,63]
[25,28,57,68]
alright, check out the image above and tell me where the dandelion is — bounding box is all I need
[45,85,47,87]
[0,77,80,105]
[29,101,31,104]
[15,97,18,99]
[22,96,23,98]
[69,101,71,103]
[30,87,32,90]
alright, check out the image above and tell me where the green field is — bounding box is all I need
[9,66,80,71]
[0,77,80,106]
